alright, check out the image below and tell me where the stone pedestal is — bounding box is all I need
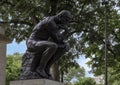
[10,79,64,85]
[0,24,12,85]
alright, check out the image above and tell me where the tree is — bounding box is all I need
[6,53,22,85]
[1,0,120,81]
[62,66,85,84]
[1,0,91,81]
[74,77,97,85]
[84,0,120,79]
[107,63,120,85]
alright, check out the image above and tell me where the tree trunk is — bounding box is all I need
[51,61,60,81]
[60,71,64,82]
[49,0,58,15]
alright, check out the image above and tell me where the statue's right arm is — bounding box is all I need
[46,21,62,43]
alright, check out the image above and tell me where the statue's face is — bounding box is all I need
[57,10,72,24]
[60,15,71,24]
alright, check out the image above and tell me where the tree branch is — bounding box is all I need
[0,20,33,26]
[49,0,58,15]
[101,40,116,58]
[31,15,40,25]
[65,30,81,39]
[79,1,86,15]
[0,1,14,7]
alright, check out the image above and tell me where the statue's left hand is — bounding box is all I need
[64,43,70,51]
[58,42,70,51]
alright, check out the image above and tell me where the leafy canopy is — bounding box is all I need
[1,0,120,82]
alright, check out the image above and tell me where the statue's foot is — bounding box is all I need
[45,68,53,80]
[48,74,53,80]
[36,69,49,78]
[45,71,53,80]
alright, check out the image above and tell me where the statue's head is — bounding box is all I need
[55,10,72,24]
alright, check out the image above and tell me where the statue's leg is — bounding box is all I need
[46,42,69,68]
[30,51,44,72]
[45,46,66,79]
[27,40,45,72]
[35,41,58,78]
[26,40,58,78]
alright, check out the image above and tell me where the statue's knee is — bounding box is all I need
[50,43,58,51]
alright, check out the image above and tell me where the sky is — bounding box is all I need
[7,40,94,77]
[76,56,94,77]
[7,40,27,54]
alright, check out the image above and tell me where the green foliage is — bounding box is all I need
[6,53,22,85]
[62,66,85,84]
[1,0,120,83]
[107,63,120,85]
[74,77,97,85]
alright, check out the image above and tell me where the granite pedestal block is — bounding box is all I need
[0,24,12,85]
[10,79,64,85]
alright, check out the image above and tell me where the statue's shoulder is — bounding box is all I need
[40,17,52,25]
[45,16,54,24]
[40,16,56,29]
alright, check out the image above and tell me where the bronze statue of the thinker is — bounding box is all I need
[20,10,72,79]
